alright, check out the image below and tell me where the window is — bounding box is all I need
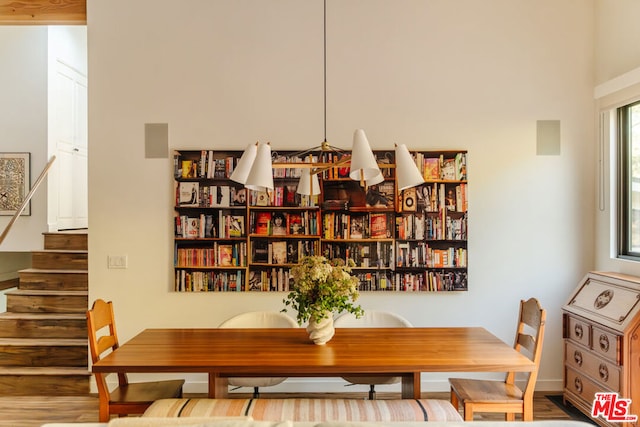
[618,100,640,258]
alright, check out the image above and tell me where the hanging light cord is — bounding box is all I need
[323,0,327,145]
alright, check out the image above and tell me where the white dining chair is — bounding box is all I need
[218,311,298,397]
[334,310,413,399]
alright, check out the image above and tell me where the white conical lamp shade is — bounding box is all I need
[245,142,274,191]
[349,129,382,183]
[366,171,385,186]
[297,168,321,195]
[395,143,425,190]
[229,142,258,184]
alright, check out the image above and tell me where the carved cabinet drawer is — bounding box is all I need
[565,366,612,404]
[565,341,621,391]
[566,315,591,347]
[591,325,621,363]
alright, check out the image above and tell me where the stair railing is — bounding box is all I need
[0,155,56,246]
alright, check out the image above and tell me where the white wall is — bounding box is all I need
[87,0,596,393]
[595,0,640,85]
[0,27,49,252]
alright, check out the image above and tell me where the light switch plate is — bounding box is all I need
[108,255,128,269]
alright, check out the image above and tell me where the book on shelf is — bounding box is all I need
[349,216,364,239]
[374,151,394,178]
[252,240,269,264]
[185,217,200,238]
[440,157,456,180]
[178,182,199,206]
[255,191,269,206]
[271,212,287,236]
[288,213,303,235]
[181,160,198,178]
[231,187,247,206]
[402,187,417,212]
[248,271,262,291]
[445,188,456,211]
[218,245,233,266]
[365,183,394,208]
[174,215,183,237]
[204,215,215,238]
[210,185,230,207]
[370,213,390,239]
[271,241,287,264]
[228,215,244,237]
[255,212,271,235]
[284,185,298,206]
[286,241,300,264]
[423,157,440,180]
[456,183,467,212]
[455,152,467,180]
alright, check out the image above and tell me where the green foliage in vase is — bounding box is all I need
[283,255,364,324]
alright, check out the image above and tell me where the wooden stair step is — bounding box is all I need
[5,290,88,314]
[0,312,87,338]
[31,250,88,270]
[0,338,87,367]
[18,268,88,291]
[43,231,88,251]
[0,366,90,396]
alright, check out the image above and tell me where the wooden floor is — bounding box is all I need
[0,391,575,427]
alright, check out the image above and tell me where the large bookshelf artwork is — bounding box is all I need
[173,149,468,292]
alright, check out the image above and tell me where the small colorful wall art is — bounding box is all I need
[0,153,30,216]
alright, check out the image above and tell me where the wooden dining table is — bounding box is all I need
[92,327,534,399]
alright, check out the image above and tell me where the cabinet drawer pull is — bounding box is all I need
[599,334,610,352]
[599,363,609,382]
[573,350,583,366]
[574,377,583,394]
[574,324,583,339]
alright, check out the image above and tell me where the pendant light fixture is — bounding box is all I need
[233,0,424,195]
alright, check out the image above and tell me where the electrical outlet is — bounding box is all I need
[107,255,128,269]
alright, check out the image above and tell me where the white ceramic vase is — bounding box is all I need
[306,313,335,345]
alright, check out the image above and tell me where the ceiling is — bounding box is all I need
[0,0,85,25]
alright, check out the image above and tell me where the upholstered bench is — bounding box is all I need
[142,398,463,422]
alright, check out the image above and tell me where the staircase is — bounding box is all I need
[0,231,90,395]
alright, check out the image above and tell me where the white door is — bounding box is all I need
[52,60,88,230]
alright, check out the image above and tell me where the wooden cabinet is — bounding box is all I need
[172,149,468,293]
[562,271,640,427]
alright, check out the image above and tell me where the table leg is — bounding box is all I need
[401,372,421,399]
[208,373,229,398]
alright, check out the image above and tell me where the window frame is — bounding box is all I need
[618,100,640,260]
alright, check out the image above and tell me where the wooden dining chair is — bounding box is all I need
[87,299,185,422]
[334,310,413,399]
[449,298,546,421]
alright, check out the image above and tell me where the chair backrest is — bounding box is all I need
[506,298,546,397]
[218,311,299,328]
[334,310,412,327]
[87,299,128,394]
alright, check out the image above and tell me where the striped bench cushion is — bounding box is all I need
[143,399,463,422]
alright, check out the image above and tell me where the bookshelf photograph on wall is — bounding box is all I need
[394,151,468,291]
[172,149,467,292]
[173,150,249,292]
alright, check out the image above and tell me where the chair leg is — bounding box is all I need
[253,387,260,398]
[368,385,376,400]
